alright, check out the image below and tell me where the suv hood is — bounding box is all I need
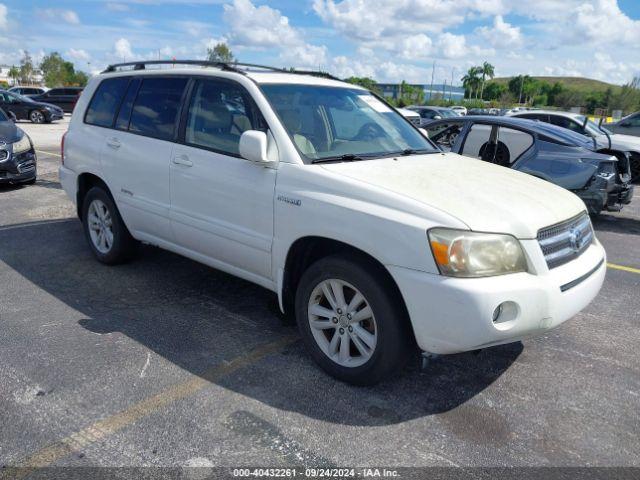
[320,153,586,239]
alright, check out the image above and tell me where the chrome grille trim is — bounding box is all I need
[537,213,593,269]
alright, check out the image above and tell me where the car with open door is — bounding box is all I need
[508,109,640,183]
[425,115,633,214]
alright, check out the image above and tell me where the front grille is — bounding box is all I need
[537,213,593,269]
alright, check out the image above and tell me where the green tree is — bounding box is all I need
[344,76,381,94]
[39,52,89,87]
[397,80,424,107]
[8,65,19,86]
[478,61,495,100]
[461,67,481,99]
[482,81,506,101]
[19,51,35,84]
[206,43,235,63]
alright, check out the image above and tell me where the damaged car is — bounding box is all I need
[425,116,633,214]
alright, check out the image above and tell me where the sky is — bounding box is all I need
[0,0,639,86]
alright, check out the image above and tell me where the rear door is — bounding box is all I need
[170,77,276,281]
[100,75,188,243]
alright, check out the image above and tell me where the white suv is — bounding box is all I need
[59,61,606,385]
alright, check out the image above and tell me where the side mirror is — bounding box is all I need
[239,130,271,164]
[433,115,442,120]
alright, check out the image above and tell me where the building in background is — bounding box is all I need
[379,83,465,103]
[0,65,44,87]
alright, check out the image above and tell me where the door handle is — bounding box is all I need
[172,154,193,167]
[106,137,121,149]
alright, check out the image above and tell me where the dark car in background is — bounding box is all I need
[406,105,459,127]
[31,87,83,113]
[425,115,633,214]
[0,90,64,123]
[0,108,37,185]
[8,86,48,96]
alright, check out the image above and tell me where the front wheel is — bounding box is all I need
[295,255,410,385]
[29,110,45,124]
[81,187,136,264]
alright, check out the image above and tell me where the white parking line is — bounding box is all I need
[35,150,61,158]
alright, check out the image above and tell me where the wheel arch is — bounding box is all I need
[76,172,112,220]
[280,236,412,338]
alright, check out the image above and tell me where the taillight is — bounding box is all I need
[61,131,67,165]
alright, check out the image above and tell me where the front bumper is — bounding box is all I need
[0,150,37,184]
[388,239,606,354]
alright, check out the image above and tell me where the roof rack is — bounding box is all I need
[101,60,341,81]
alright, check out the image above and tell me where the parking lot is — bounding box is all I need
[1,117,639,473]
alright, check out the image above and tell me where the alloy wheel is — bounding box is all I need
[87,199,114,254]
[30,111,45,123]
[307,279,377,368]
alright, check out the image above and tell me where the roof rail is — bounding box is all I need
[101,60,341,81]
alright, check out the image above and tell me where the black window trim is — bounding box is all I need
[176,75,271,159]
[83,74,192,143]
[83,76,134,129]
[459,121,536,164]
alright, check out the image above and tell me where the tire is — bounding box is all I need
[81,186,136,264]
[29,110,46,124]
[295,255,410,385]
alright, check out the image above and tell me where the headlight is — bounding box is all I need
[428,228,528,277]
[12,135,32,154]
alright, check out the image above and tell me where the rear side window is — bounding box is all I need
[85,77,130,128]
[129,77,188,141]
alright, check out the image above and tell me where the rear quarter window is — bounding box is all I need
[128,77,188,141]
[85,77,130,128]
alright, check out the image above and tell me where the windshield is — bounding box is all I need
[439,109,458,118]
[576,115,612,136]
[260,84,437,163]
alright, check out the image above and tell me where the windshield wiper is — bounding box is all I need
[311,153,369,164]
[394,148,438,156]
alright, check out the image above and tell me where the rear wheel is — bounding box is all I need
[295,255,409,385]
[81,186,136,264]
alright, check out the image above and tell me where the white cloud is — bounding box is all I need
[106,3,130,12]
[475,15,522,48]
[0,4,7,30]
[573,0,640,43]
[280,44,328,69]
[223,0,299,48]
[37,8,80,25]
[66,48,91,62]
[113,38,134,61]
[437,33,468,59]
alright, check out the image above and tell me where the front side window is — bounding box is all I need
[261,84,437,163]
[129,77,188,141]
[184,79,260,156]
[85,77,130,128]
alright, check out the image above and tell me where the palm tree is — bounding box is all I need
[461,67,481,99]
[479,61,495,100]
[8,66,19,86]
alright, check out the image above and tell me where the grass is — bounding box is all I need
[492,76,621,93]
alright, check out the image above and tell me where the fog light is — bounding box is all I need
[492,301,519,327]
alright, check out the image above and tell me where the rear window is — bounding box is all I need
[129,77,188,141]
[85,77,130,128]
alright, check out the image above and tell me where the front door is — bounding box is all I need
[170,77,276,283]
